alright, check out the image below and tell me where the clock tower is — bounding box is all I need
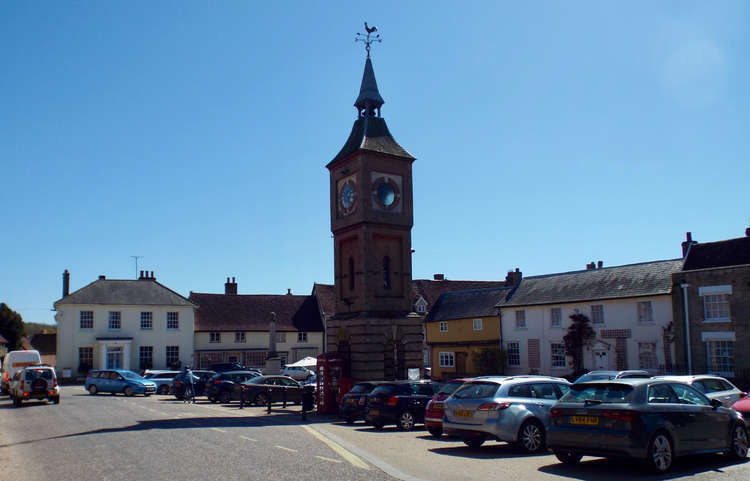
[326,32,423,381]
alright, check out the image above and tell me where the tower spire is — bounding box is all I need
[354,22,384,117]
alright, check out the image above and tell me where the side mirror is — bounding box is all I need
[710,398,722,409]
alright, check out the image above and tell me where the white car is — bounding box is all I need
[10,365,60,407]
[653,374,746,407]
[281,366,314,380]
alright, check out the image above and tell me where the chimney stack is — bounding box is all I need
[98,275,106,280]
[597,260,603,269]
[586,262,596,270]
[505,268,522,285]
[224,276,238,295]
[62,269,70,297]
[433,274,445,281]
[746,226,750,237]
[681,232,697,257]
[139,270,145,279]
[150,271,155,280]
[287,288,292,295]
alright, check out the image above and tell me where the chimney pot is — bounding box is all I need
[597,260,603,269]
[232,277,235,283]
[225,276,237,295]
[287,288,292,295]
[746,227,750,237]
[150,271,154,279]
[227,277,230,283]
[62,269,70,297]
[98,275,106,280]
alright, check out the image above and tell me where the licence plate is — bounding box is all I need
[369,409,380,416]
[433,402,443,409]
[570,415,599,425]
[454,409,473,418]
[346,398,354,403]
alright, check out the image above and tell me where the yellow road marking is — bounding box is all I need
[315,455,343,464]
[302,425,369,470]
[240,436,257,442]
[275,445,298,453]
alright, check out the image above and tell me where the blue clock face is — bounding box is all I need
[377,183,396,207]
[340,182,356,212]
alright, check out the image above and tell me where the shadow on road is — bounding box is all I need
[538,453,748,480]
[428,441,551,460]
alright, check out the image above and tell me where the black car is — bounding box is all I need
[547,378,748,473]
[205,370,261,403]
[210,362,247,372]
[366,380,439,430]
[172,370,216,399]
[340,381,384,424]
[234,375,303,406]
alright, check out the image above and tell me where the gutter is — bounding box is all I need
[680,283,692,374]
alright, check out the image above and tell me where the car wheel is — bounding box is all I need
[209,396,217,403]
[255,393,269,406]
[372,422,384,430]
[158,385,169,395]
[727,422,749,459]
[518,419,545,453]
[344,416,356,425]
[427,427,442,437]
[219,392,231,404]
[397,411,416,431]
[53,396,60,404]
[647,432,673,473]
[554,450,582,465]
[88,384,98,395]
[123,386,134,397]
[463,437,485,449]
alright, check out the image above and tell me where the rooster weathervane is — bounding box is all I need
[355,22,381,58]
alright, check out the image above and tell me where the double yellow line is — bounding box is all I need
[302,425,370,470]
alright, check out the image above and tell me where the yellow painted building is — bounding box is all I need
[424,287,511,380]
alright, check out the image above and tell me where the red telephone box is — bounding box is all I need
[316,353,351,414]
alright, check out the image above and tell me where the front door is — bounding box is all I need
[593,350,608,370]
[107,347,123,369]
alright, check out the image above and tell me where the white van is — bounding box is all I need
[1,350,42,394]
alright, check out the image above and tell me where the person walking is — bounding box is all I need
[183,366,195,404]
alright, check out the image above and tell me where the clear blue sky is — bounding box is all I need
[2,1,748,325]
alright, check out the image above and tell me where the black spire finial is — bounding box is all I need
[355,22,381,59]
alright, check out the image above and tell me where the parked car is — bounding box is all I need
[210,362,246,372]
[442,375,571,452]
[10,365,60,407]
[205,370,262,403]
[281,365,315,381]
[366,380,440,430]
[340,381,385,424]
[172,370,216,400]
[653,375,747,407]
[547,378,748,473]
[236,375,303,405]
[425,378,473,437]
[85,369,156,396]
[1,349,42,394]
[143,370,181,395]
[573,370,651,383]
[732,396,750,426]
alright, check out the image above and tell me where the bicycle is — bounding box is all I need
[183,383,195,404]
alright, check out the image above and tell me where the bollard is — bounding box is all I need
[283,388,287,408]
[267,387,272,413]
[239,386,244,409]
[301,385,314,422]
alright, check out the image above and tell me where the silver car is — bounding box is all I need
[653,375,746,407]
[442,375,570,453]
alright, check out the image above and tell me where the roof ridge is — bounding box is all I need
[521,258,683,280]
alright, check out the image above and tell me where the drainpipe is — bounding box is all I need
[680,283,692,374]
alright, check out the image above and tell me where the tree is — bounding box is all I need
[471,348,506,376]
[0,303,26,351]
[563,313,595,377]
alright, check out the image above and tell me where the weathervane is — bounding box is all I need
[355,22,381,58]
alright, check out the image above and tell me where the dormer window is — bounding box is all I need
[415,296,427,314]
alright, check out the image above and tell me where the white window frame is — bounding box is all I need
[506,342,521,367]
[415,297,427,314]
[108,311,121,330]
[699,286,731,322]
[704,339,735,377]
[166,312,179,330]
[80,311,94,329]
[550,343,566,368]
[638,341,658,370]
[550,307,561,328]
[439,321,448,332]
[209,332,221,343]
[140,312,153,330]
[591,304,604,324]
[439,352,455,368]
[473,318,483,331]
[515,310,526,329]
[234,332,246,343]
[637,301,653,323]
[297,331,308,342]
[165,346,179,366]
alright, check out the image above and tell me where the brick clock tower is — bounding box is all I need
[326,35,423,381]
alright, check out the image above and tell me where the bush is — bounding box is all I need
[471,348,505,376]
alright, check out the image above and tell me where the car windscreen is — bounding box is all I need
[24,369,53,381]
[120,371,142,380]
[349,383,374,394]
[452,382,500,399]
[438,381,466,395]
[370,384,409,396]
[574,373,613,383]
[244,376,267,385]
[561,383,634,403]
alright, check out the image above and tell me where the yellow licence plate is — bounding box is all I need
[346,398,354,403]
[455,409,473,418]
[432,402,443,409]
[369,409,380,416]
[570,416,599,425]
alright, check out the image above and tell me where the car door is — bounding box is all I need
[529,382,561,426]
[646,383,701,453]
[670,382,725,451]
[409,383,435,421]
[278,377,302,403]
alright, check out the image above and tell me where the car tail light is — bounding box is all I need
[387,396,399,406]
[54,378,58,387]
[23,392,29,397]
[740,392,748,398]
[477,402,511,411]
[214,380,222,385]
[174,380,182,387]
[550,408,564,418]
[603,410,639,422]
